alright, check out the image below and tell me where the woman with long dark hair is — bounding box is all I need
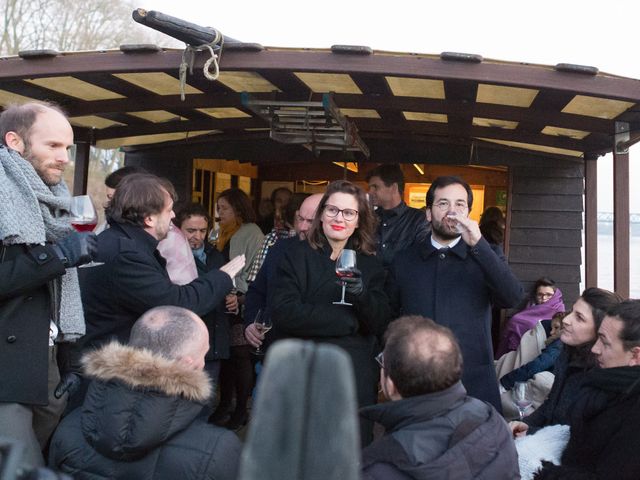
[272,180,391,444]
[510,287,622,437]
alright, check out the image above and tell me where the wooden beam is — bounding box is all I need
[584,155,598,288]
[613,149,630,297]
[73,141,91,195]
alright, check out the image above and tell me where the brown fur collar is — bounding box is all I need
[82,342,211,403]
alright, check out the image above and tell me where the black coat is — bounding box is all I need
[389,235,523,410]
[49,343,241,480]
[0,243,66,404]
[374,202,429,267]
[524,346,593,432]
[535,366,640,480]
[361,382,520,480]
[272,241,391,410]
[195,243,231,361]
[79,222,233,350]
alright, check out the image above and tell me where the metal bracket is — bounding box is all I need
[615,121,630,154]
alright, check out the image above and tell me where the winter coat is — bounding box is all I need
[389,235,523,411]
[361,382,520,480]
[272,240,392,416]
[524,346,594,432]
[49,342,242,480]
[374,202,429,267]
[79,221,233,350]
[195,243,231,361]
[535,366,640,479]
[0,243,66,404]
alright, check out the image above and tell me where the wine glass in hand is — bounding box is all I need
[70,195,98,232]
[512,381,532,421]
[333,249,357,306]
[252,309,272,356]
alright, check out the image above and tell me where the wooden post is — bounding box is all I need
[613,149,630,297]
[73,141,90,195]
[584,154,598,288]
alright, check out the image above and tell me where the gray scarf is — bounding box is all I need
[0,145,85,341]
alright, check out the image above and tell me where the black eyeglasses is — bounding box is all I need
[324,204,358,222]
[375,352,384,369]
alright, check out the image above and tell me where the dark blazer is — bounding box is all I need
[272,241,391,411]
[79,222,233,350]
[194,243,231,361]
[389,235,523,411]
[0,243,66,404]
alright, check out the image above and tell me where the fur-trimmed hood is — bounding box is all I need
[78,343,213,461]
[82,342,211,402]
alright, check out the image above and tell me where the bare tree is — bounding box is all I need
[0,0,178,55]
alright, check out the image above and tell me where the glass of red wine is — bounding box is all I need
[333,249,357,306]
[70,195,98,232]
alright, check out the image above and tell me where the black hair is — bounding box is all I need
[425,176,474,210]
[366,164,405,194]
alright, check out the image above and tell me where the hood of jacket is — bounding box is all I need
[79,342,212,461]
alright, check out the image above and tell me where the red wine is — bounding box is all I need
[336,269,356,278]
[72,222,97,232]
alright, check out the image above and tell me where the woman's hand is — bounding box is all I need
[509,420,529,438]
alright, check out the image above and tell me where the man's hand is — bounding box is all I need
[54,372,82,399]
[225,293,239,314]
[53,231,98,267]
[244,323,264,348]
[447,214,482,247]
[509,420,529,438]
[220,254,245,281]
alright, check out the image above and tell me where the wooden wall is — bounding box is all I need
[508,162,584,309]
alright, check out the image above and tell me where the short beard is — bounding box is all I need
[430,219,460,241]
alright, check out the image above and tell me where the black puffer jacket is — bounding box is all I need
[361,382,520,480]
[49,343,241,480]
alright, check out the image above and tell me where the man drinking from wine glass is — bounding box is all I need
[272,180,392,445]
[388,176,523,412]
[0,102,98,469]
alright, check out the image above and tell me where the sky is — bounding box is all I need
[138,0,639,212]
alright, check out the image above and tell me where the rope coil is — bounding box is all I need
[178,29,224,100]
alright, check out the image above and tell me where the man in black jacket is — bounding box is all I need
[79,173,244,352]
[366,164,429,267]
[0,102,97,468]
[49,306,242,480]
[361,315,519,480]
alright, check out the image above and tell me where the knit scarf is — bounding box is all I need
[0,145,85,340]
[216,220,241,252]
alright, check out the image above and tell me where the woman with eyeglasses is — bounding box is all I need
[495,277,565,359]
[272,180,392,445]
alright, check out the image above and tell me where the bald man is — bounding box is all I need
[50,306,242,480]
[244,193,323,349]
[360,315,518,479]
[0,102,97,468]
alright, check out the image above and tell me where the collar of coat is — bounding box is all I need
[419,233,469,260]
[82,342,212,403]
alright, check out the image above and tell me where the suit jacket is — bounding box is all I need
[389,234,522,410]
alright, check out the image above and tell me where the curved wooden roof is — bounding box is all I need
[2,45,640,162]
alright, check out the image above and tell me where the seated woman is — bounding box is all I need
[272,180,391,445]
[510,287,621,437]
[496,278,565,359]
[535,299,640,479]
[500,312,565,391]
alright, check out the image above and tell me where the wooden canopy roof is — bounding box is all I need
[2,44,640,163]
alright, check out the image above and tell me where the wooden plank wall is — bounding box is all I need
[508,162,584,309]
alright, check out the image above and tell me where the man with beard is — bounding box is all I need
[389,176,522,410]
[0,102,97,468]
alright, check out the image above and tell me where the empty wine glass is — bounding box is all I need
[333,249,357,306]
[70,195,98,232]
[252,309,272,356]
[225,278,239,314]
[512,381,532,421]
